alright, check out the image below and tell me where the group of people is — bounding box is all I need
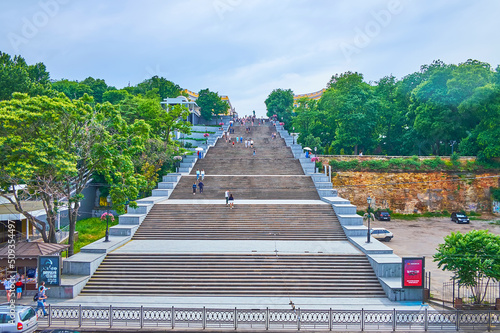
[271,132,278,139]
[192,169,205,195]
[2,275,49,316]
[2,274,25,301]
[225,190,234,209]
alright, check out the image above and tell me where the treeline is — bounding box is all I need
[0,50,220,253]
[265,59,500,161]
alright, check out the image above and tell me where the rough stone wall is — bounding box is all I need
[317,153,498,214]
[329,171,499,213]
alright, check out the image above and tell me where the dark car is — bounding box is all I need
[375,211,391,221]
[451,212,470,224]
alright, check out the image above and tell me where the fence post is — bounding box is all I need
[488,309,491,332]
[329,308,332,331]
[297,308,301,331]
[361,308,364,331]
[455,309,460,331]
[140,305,143,329]
[392,308,396,331]
[234,307,237,330]
[48,304,51,327]
[424,308,428,331]
[266,307,269,330]
[78,304,82,328]
[109,305,113,328]
[452,277,455,308]
[203,306,206,330]
[171,306,175,329]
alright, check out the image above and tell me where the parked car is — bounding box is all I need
[451,212,470,224]
[0,304,38,333]
[371,228,394,242]
[374,211,391,221]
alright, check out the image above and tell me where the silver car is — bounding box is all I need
[0,304,38,333]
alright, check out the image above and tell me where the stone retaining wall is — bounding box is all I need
[328,171,499,213]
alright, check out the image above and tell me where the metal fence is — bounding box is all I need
[37,305,500,331]
[443,278,500,307]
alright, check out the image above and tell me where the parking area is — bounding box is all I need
[370,215,500,300]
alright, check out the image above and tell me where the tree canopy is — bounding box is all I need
[269,59,500,160]
[434,230,500,304]
[196,88,229,120]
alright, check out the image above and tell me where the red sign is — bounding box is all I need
[402,257,425,288]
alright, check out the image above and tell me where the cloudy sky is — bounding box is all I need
[1,0,499,117]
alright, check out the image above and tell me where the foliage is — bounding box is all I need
[434,230,500,304]
[327,157,499,172]
[265,88,294,128]
[271,59,500,160]
[62,217,118,255]
[196,89,229,120]
[491,187,500,201]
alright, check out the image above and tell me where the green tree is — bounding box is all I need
[0,52,31,100]
[134,76,182,99]
[434,230,500,304]
[196,89,228,120]
[264,88,294,127]
[321,72,378,155]
[102,89,130,104]
[51,79,93,100]
[0,93,151,254]
[81,77,111,103]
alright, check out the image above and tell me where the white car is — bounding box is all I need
[0,304,38,333]
[371,228,394,242]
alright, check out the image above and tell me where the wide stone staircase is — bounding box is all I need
[81,253,385,297]
[168,175,319,200]
[132,204,346,241]
[79,122,386,300]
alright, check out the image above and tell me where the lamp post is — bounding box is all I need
[314,146,317,157]
[366,196,372,243]
[104,196,111,242]
[293,127,295,144]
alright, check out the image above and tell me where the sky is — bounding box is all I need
[1,0,499,117]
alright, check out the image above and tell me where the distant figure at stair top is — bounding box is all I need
[228,193,234,209]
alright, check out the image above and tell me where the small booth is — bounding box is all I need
[0,241,68,294]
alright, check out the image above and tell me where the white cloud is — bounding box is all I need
[1,0,499,117]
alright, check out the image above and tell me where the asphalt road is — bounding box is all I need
[370,215,500,300]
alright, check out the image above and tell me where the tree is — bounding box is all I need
[434,230,500,304]
[264,88,294,126]
[0,52,31,100]
[0,93,151,255]
[51,79,93,100]
[81,77,111,103]
[196,89,228,120]
[321,72,378,155]
[134,76,182,99]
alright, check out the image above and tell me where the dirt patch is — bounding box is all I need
[370,215,500,300]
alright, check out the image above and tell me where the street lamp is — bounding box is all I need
[293,127,295,145]
[104,196,111,242]
[366,196,372,243]
[314,146,317,157]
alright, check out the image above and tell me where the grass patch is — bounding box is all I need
[63,217,118,256]
[192,130,215,134]
[489,220,500,225]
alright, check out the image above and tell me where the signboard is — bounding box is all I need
[38,255,61,286]
[402,257,425,289]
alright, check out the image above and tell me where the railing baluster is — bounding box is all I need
[424,308,428,331]
[234,307,237,330]
[329,308,332,331]
[78,304,82,328]
[392,308,396,331]
[266,307,269,330]
[140,305,143,328]
[109,305,113,328]
[203,306,206,330]
[171,306,175,329]
[361,308,364,331]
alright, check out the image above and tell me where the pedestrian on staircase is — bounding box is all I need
[244,140,248,148]
[198,181,204,194]
[196,169,200,180]
[225,190,229,206]
[192,182,197,195]
[253,149,256,156]
[228,193,234,209]
[201,169,205,180]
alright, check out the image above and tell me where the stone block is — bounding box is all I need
[109,224,138,236]
[119,214,147,225]
[152,189,171,197]
[337,214,363,226]
[317,189,338,197]
[157,182,176,190]
[332,204,357,215]
[315,182,333,189]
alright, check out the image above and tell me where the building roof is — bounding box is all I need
[294,88,326,101]
[0,241,69,259]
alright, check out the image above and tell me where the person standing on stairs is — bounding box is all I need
[228,193,234,209]
[196,169,200,181]
[198,180,204,194]
[225,190,229,206]
[201,169,205,180]
[192,182,197,195]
